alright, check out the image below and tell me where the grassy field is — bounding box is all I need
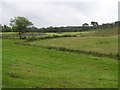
[29,26,118,56]
[2,39,118,88]
[0,32,18,35]
[79,26,118,37]
[2,25,118,88]
[0,39,2,89]
[30,36,118,55]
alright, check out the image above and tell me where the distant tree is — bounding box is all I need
[82,23,89,27]
[115,21,120,26]
[10,16,33,39]
[54,27,59,32]
[47,26,54,32]
[2,25,11,32]
[60,26,64,32]
[30,26,38,32]
[0,24,2,32]
[11,26,18,32]
[91,21,99,27]
[82,23,89,31]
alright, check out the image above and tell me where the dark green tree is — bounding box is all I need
[82,23,89,27]
[10,16,33,39]
[2,25,11,32]
[91,21,98,27]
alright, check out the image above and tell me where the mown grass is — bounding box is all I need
[2,39,118,88]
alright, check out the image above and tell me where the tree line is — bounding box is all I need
[0,16,119,33]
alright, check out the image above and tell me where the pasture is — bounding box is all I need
[30,36,118,55]
[2,25,118,88]
[2,39,118,88]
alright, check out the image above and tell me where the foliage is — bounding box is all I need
[2,25,11,32]
[91,21,99,27]
[1,21,119,33]
[10,16,33,38]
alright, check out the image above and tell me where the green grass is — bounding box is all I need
[80,26,118,37]
[0,32,18,35]
[2,39,118,88]
[45,32,82,36]
[2,26,118,88]
[0,39,2,89]
[30,36,118,55]
[27,26,118,56]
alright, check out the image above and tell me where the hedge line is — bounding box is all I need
[16,42,119,60]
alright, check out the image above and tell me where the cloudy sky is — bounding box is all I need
[0,0,119,28]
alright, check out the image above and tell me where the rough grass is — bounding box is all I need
[2,39,118,88]
[30,36,118,55]
[80,26,118,37]
[24,26,118,56]
[0,32,18,35]
[45,32,82,36]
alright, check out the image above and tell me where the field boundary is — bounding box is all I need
[25,34,78,42]
[0,33,78,39]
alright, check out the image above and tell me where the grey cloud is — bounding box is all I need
[0,0,119,28]
[49,2,100,16]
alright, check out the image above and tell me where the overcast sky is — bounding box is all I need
[0,0,119,28]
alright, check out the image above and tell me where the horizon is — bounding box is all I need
[0,20,118,29]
